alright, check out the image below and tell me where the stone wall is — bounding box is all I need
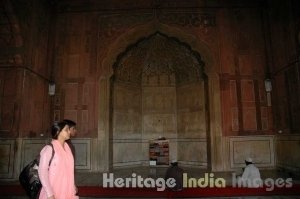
[276,135,300,173]
[1,0,300,179]
[0,0,53,138]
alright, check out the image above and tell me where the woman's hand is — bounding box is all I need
[48,196,55,199]
[74,185,78,194]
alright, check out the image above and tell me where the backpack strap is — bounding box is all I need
[48,143,55,166]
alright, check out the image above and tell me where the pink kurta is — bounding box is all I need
[38,139,78,199]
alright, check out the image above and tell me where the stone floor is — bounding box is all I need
[1,166,300,199]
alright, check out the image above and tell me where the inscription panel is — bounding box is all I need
[228,136,275,169]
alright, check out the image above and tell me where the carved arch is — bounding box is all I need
[100,22,216,78]
[113,31,206,85]
[98,22,224,172]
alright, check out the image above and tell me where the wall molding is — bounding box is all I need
[0,139,16,179]
[227,135,275,170]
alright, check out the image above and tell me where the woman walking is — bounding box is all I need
[38,121,78,199]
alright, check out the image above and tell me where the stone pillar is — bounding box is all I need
[208,74,225,172]
[96,76,111,172]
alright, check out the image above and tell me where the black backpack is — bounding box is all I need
[19,143,55,199]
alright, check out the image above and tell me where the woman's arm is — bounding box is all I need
[38,145,54,198]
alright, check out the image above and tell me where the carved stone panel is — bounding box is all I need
[0,139,15,179]
[177,82,206,138]
[114,33,204,85]
[143,87,176,113]
[142,86,176,139]
[113,83,142,139]
[113,141,142,167]
[276,135,300,171]
[177,139,207,167]
[229,136,275,169]
[0,70,18,134]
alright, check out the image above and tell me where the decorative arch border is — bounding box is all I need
[101,22,216,77]
[97,22,225,172]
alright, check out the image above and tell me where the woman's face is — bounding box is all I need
[69,126,77,137]
[58,125,71,141]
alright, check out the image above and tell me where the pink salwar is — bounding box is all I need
[38,139,78,199]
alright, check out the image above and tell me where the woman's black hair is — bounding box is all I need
[63,119,76,128]
[51,121,68,139]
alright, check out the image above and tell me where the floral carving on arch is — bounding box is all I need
[113,32,205,86]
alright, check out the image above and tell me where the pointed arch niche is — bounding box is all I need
[97,25,223,172]
[112,32,208,168]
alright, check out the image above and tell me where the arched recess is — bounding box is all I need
[97,22,224,172]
